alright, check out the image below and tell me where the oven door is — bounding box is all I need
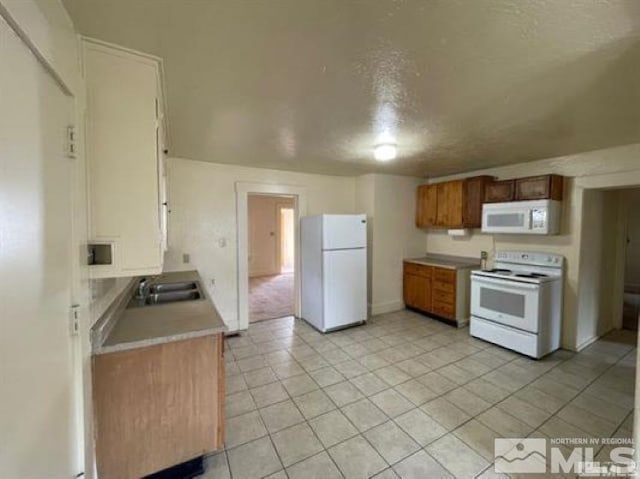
[471,276,540,333]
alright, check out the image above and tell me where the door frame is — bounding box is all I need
[576,171,640,333]
[276,201,295,274]
[236,182,307,331]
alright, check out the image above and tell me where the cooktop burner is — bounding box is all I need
[475,269,553,281]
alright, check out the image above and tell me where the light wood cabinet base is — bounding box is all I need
[93,334,224,479]
[403,262,472,326]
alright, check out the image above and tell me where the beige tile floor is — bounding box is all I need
[199,310,636,479]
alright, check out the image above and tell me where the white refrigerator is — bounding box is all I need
[301,214,368,333]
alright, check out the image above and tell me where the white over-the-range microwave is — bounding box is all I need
[481,199,561,235]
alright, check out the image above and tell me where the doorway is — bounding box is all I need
[622,189,640,330]
[247,194,296,322]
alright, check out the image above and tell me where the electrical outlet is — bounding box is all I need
[69,305,80,336]
[183,253,190,264]
[481,251,488,260]
[66,126,77,159]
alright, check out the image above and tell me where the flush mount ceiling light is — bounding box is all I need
[374,143,397,161]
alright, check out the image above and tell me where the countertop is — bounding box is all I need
[94,271,227,355]
[404,253,481,270]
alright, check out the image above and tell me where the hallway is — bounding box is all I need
[250,273,295,322]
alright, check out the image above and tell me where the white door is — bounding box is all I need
[322,248,367,330]
[0,15,78,478]
[471,276,541,333]
[322,214,367,250]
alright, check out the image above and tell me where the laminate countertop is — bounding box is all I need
[94,271,227,355]
[404,254,481,270]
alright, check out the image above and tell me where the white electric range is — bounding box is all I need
[470,251,564,359]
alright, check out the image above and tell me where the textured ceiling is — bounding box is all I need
[62,0,640,177]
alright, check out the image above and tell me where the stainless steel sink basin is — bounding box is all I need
[145,290,202,305]
[127,280,205,308]
[149,281,198,294]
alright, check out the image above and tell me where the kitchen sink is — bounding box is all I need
[144,290,202,305]
[127,280,205,308]
[149,281,198,294]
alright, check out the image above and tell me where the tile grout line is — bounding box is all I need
[222,315,635,479]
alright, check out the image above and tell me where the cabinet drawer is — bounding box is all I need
[404,263,433,278]
[433,280,455,294]
[433,267,456,283]
[432,289,454,305]
[433,300,455,319]
[484,180,515,203]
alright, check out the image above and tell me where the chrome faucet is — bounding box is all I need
[137,278,150,299]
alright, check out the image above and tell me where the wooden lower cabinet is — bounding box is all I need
[403,273,432,312]
[403,262,473,325]
[93,334,225,479]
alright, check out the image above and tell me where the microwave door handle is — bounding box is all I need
[474,276,539,291]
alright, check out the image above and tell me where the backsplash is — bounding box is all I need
[89,277,133,326]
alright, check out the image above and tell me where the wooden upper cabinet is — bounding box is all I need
[463,176,493,227]
[417,176,492,229]
[484,179,515,203]
[436,181,464,227]
[416,184,437,228]
[515,174,564,201]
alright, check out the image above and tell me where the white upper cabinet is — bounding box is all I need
[83,39,167,278]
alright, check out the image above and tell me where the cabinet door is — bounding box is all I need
[463,176,492,228]
[437,181,463,227]
[515,175,563,201]
[85,41,163,277]
[484,180,515,203]
[435,183,448,226]
[416,185,437,228]
[93,336,221,479]
[403,273,432,311]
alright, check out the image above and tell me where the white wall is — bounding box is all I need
[164,157,357,331]
[355,175,375,310]
[248,195,294,277]
[576,189,625,344]
[0,3,135,477]
[424,143,640,350]
[0,1,88,477]
[356,174,427,315]
[625,189,640,288]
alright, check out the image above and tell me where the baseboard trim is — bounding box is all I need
[575,334,601,352]
[371,299,405,316]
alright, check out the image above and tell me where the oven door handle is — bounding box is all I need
[472,276,540,291]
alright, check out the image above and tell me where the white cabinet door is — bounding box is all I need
[85,41,163,277]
